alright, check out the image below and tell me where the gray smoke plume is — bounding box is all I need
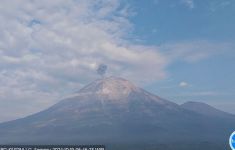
[97,64,108,76]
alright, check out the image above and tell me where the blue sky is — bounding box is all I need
[129,0,235,44]
[0,0,234,122]
[127,0,235,113]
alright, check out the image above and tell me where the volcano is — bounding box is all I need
[0,77,234,150]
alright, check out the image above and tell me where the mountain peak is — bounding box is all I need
[79,76,140,100]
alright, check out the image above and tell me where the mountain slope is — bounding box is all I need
[0,77,234,150]
[181,101,235,118]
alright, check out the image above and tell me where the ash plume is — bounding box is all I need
[97,64,108,77]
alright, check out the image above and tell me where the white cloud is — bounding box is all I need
[0,0,169,122]
[181,0,195,9]
[159,40,233,63]
[209,0,232,12]
[179,81,189,87]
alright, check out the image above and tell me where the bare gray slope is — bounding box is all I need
[0,77,234,147]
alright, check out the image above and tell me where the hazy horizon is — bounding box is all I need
[0,75,234,124]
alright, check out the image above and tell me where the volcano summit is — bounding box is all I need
[0,77,234,150]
